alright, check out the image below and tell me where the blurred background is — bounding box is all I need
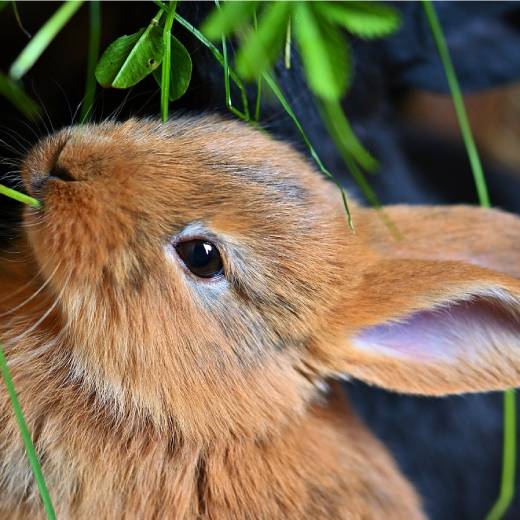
[1,2,520,519]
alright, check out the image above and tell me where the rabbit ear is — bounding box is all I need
[322,205,520,396]
[334,258,520,396]
[359,205,520,278]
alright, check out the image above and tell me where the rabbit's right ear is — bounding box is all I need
[317,205,520,396]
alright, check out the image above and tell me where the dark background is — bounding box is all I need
[1,2,520,518]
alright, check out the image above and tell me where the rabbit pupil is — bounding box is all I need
[175,239,223,278]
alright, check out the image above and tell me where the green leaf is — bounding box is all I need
[95,11,164,89]
[202,1,259,40]
[153,35,192,101]
[235,1,292,80]
[318,1,401,39]
[9,1,84,80]
[0,2,9,14]
[0,72,40,120]
[294,3,351,101]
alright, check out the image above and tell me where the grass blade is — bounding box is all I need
[161,1,177,122]
[422,0,489,208]
[0,342,55,519]
[80,0,101,123]
[0,183,40,208]
[422,3,514,519]
[10,1,84,80]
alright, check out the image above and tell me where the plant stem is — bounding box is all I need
[422,3,514,519]
[80,0,101,123]
[10,1,84,80]
[0,183,40,208]
[0,342,55,519]
[161,1,177,123]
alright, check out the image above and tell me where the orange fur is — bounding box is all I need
[1,116,520,518]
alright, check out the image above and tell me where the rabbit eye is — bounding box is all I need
[175,240,223,278]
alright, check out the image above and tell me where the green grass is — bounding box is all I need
[0,342,56,520]
[422,2,516,519]
[0,184,40,208]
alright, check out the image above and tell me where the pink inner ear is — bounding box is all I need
[353,293,520,363]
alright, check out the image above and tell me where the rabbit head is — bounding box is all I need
[18,116,360,443]
[18,116,520,447]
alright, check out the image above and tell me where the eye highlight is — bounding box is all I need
[175,239,224,279]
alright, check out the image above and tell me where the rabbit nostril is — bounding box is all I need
[48,164,76,182]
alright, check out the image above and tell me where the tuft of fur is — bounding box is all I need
[2,116,520,518]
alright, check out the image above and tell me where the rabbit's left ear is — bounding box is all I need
[321,205,520,396]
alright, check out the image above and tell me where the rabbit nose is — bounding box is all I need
[48,164,76,182]
[31,163,76,197]
[30,139,77,195]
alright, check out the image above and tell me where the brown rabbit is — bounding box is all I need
[1,116,520,519]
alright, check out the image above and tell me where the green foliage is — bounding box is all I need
[95,1,191,115]
[154,36,191,102]
[202,0,258,38]
[316,1,401,39]
[294,2,351,101]
[202,0,400,101]
[234,2,291,80]
[96,10,165,89]
[201,0,401,175]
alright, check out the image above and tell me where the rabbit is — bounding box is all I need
[1,116,520,519]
